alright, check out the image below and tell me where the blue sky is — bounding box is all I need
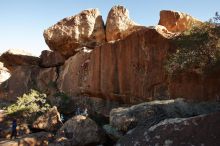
[0,0,219,56]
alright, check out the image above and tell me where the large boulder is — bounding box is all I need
[158,10,202,33]
[106,5,144,42]
[0,132,53,146]
[44,9,106,58]
[110,99,220,132]
[32,106,62,132]
[39,50,65,68]
[0,49,39,72]
[117,112,220,146]
[55,115,104,146]
[58,28,173,103]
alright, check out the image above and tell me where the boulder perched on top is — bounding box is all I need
[158,10,202,32]
[0,49,39,72]
[39,50,65,67]
[117,112,220,146]
[44,9,106,58]
[55,115,104,146]
[32,106,62,132]
[106,5,145,42]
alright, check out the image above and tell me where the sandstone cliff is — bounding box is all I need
[2,6,220,104]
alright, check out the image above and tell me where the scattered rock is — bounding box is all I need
[39,50,65,68]
[32,106,62,132]
[117,112,220,146]
[106,5,145,42]
[158,10,202,32]
[55,115,104,146]
[44,9,106,58]
[110,99,220,132]
[0,132,53,146]
[0,49,39,72]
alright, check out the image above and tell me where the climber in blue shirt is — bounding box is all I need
[11,119,17,139]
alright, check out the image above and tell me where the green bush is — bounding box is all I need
[4,89,50,121]
[166,13,220,75]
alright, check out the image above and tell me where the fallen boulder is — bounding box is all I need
[117,112,220,146]
[110,99,220,132]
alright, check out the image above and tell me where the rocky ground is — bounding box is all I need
[0,5,220,146]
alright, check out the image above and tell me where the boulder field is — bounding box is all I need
[0,5,220,146]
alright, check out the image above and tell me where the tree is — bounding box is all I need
[166,12,220,75]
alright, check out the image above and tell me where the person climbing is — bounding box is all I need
[75,107,81,115]
[10,119,17,139]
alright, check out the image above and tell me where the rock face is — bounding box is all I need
[55,115,104,146]
[106,5,144,42]
[32,106,62,132]
[110,99,220,132]
[0,49,39,72]
[44,9,106,58]
[117,112,220,146]
[57,48,92,96]
[58,28,173,103]
[0,66,58,101]
[0,132,53,146]
[168,70,220,101]
[158,10,202,32]
[36,67,58,95]
[39,50,65,67]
